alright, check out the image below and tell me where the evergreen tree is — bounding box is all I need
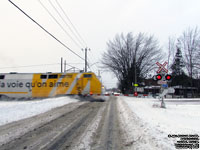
[170,45,190,86]
[171,46,184,76]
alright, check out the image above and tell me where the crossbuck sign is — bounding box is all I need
[156,62,168,73]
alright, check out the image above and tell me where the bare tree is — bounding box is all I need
[102,32,163,93]
[167,37,176,70]
[179,27,200,81]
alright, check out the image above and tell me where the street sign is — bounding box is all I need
[160,87,175,97]
[156,62,168,73]
[160,89,168,97]
[162,84,168,88]
[157,80,167,85]
[168,87,175,94]
[137,87,144,92]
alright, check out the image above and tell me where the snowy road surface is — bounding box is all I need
[0,96,199,149]
[0,97,123,150]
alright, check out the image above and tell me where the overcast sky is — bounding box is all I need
[0,0,200,88]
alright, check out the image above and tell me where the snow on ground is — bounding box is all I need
[121,97,200,134]
[118,96,200,150]
[0,96,79,126]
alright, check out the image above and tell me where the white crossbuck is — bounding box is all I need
[156,62,168,73]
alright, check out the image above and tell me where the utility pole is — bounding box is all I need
[98,70,102,81]
[82,47,90,72]
[134,52,137,93]
[64,60,66,72]
[61,57,63,73]
[98,70,100,77]
[85,48,87,72]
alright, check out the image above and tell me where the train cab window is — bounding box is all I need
[84,74,92,78]
[48,74,58,79]
[66,74,72,78]
[0,75,5,79]
[60,75,66,78]
[40,75,47,79]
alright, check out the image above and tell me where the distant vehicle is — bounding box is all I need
[113,92,121,95]
[0,72,102,98]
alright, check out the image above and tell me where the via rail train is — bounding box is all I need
[0,72,102,98]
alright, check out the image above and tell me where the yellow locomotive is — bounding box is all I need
[0,72,102,98]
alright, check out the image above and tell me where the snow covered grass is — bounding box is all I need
[0,96,79,126]
[121,97,200,134]
[118,96,200,150]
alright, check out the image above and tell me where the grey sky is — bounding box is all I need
[0,0,200,88]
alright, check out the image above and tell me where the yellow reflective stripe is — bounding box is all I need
[44,75,60,97]
[66,73,81,94]
[54,73,74,95]
[70,74,84,94]
[32,74,60,97]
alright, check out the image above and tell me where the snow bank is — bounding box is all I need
[121,97,200,134]
[118,97,175,150]
[0,97,79,126]
[118,96,200,150]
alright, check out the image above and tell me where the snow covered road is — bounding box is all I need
[0,96,199,149]
[0,96,123,150]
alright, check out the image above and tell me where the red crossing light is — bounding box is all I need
[165,74,172,80]
[156,74,162,80]
[134,92,138,96]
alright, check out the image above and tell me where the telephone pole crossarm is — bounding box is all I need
[82,47,90,72]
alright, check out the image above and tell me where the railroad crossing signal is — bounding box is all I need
[165,74,172,80]
[156,62,168,73]
[155,62,171,109]
[134,92,138,96]
[156,74,162,80]
[155,74,172,81]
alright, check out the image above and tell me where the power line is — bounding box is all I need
[52,1,94,72]
[54,0,98,71]
[65,63,84,64]
[48,0,85,48]
[55,0,87,47]
[8,0,85,61]
[0,63,81,70]
[88,53,97,66]
[63,63,81,70]
[38,0,82,49]
[86,50,99,71]
[0,63,59,69]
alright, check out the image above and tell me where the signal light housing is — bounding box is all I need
[165,74,172,80]
[156,74,162,80]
